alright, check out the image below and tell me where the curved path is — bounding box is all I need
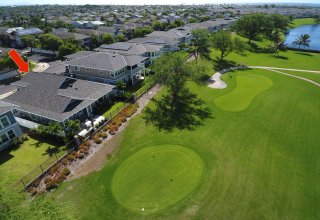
[208,66,320,89]
[250,66,320,87]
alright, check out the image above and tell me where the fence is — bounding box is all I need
[11,140,76,192]
[11,80,156,192]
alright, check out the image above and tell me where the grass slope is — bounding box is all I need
[214,73,273,112]
[111,145,203,214]
[56,69,320,219]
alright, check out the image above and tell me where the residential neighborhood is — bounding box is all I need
[0,2,320,220]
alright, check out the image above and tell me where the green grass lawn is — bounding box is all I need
[102,102,126,118]
[111,145,203,214]
[0,136,66,190]
[55,68,320,219]
[291,18,316,28]
[274,70,320,84]
[214,73,273,112]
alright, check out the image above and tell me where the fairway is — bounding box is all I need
[111,145,203,214]
[214,73,273,112]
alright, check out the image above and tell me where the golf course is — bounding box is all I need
[54,19,320,219]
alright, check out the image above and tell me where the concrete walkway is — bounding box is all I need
[32,62,49,72]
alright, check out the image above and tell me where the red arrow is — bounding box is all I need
[8,49,29,73]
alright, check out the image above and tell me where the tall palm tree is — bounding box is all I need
[292,34,311,49]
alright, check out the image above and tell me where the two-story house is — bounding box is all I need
[66,52,146,85]
[0,101,23,152]
[95,42,163,65]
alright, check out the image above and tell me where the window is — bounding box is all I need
[86,68,90,72]
[0,133,9,144]
[7,130,15,139]
[0,116,10,129]
[100,70,104,75]
[74,66,80,71]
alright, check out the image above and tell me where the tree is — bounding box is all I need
[211,30,246,62]
[58,42,81,59]
[233,13,267,43]
[191,29,211,60]
[64,120,81,139]
[38,33,63,54]
[152,21,164,31]
[21,35,35,52]
[144,52,212,131]
[102,33,114,44]
[270,41,287,57]
[292,34,311,49]
[115,34,126,42]
[116,80,127,91]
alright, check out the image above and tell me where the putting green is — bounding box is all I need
[111,145,203,214]
[214,73,273,112]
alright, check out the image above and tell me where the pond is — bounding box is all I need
[285,24,320,51]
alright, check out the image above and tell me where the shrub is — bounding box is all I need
[67,154,75,161]
[62,168,71,176]
[83,149,89,155]
[56,174,66,184]
[46,180,58,191]
[11,134,28,147]
[93,138,102,144]
[109,125,118,132]
[48,164,59,175]
[97,132,104,138]
[100,132,108,139]
[109,131,116,135]
[83,140,91,146]
[61,158,68,165]
[44,177,52,184]
[78,153,85,159]
[102,126,108,132]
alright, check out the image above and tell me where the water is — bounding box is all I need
[285,24,320,51]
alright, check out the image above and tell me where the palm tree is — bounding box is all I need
[292,34,311,49]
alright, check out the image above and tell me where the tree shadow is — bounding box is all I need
[296,52,314,57]
[143,88,212,132]
[248,42,271,54]
[274,55,288,60]
[0,149,14,165]
[213,59,237,71]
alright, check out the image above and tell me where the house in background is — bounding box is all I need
[5,27,44,48]
[0,101,23,152]
[95,42,163,65]
[66,52,146,85]
[2,72,115,128]
[52,31,91,47]
[128,36,180,52]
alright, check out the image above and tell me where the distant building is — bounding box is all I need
[66,52,146,85]
[52,31,91,47]
[95,42,163,65]
[3,27,44,48]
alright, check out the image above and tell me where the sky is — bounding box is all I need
[0,0,319,6]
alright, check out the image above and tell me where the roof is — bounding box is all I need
[96,42,162,55]
[89,21,105,25]
[127,36,179,46]
[67,52,146,71]
[64,51,96,60]
[15,28,44,36]
[3,72,115,122]
[0,100,17,115]
[53,32,91,41]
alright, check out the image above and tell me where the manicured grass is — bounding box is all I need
[277,70,320,84]
[111,145,203,214]
[0,136,66,189]
[102,102,125,118]
[56,68,320,219]
[214,73,273,112]
[211,41,320,71]
[291,18,316,28]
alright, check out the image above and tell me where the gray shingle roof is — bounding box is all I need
[67,52,146,71]
[0,100,17,115]
[3,72,115,122]
[97,42,162,55]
